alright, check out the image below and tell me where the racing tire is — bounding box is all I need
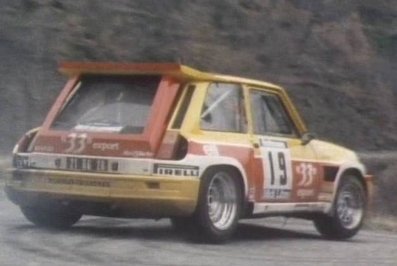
[21,205,82,229]
[314,176,366,240]
[191,167,242,243]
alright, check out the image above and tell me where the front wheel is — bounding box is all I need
[21,205,82,229]
[192,167,242,243]
[314,176,366,239]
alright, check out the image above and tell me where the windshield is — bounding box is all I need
[51,75,160,134]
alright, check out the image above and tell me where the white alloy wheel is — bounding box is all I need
[336,182,364,230]
[193,167,242,243]
[207,172,238,230]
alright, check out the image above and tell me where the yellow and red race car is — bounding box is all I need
[5,62,373,243]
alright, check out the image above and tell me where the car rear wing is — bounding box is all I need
[58,62,281,90]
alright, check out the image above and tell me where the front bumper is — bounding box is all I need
[5,168,200,217]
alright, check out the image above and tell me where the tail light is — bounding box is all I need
[12,128,40,168]
[13,127,40,154]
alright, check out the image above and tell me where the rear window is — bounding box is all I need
[51,75,160,134]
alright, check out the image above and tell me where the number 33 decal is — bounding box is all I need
[62,133,91,153]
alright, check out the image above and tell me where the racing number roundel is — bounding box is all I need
[259,138,293,200]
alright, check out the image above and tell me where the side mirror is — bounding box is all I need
[301,132,316,145]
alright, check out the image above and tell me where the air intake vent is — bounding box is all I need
[324,166,339,182]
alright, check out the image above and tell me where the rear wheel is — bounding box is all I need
[21,205,82,229]
[314,176,366,239]
[192,167,242,243]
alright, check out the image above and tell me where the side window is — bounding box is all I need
[200,83,247,133]
[250,90,296,136]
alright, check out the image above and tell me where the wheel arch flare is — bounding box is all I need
[328,161,367,213]
[184,154,249,200]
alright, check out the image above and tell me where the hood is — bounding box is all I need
[310,139,360,164]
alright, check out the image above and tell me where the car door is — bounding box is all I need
[248,88,322,203]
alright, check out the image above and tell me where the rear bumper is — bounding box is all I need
[5,168,200,217]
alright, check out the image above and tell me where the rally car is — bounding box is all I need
[5,62,373,243]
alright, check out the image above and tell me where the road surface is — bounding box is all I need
[0,185,396,266]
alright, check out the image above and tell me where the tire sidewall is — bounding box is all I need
[21,205,82,229]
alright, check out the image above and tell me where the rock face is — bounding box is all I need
[0,0,396,151]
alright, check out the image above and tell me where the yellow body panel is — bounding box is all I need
[7,169,200,216]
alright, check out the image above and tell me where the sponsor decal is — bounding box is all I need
[203,144,219,156]
[34,145,55,153]
[48,177,110,188]
[259,138,288,149]
[294,203,324,211]
[55,157,118,172]
[153,164,199,177]
[54,158,61,168]
[92,142,119,152]
[14,155,30,168]
[318,192,333,201]
[296,189,315,198]
[263,188,290,200]
[123,150,153,157]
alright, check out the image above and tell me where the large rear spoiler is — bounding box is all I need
[58,61,281,90]
[59,62,210,81]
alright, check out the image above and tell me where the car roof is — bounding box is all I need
[59,62,283,91]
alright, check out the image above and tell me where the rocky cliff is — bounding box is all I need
[0,0,396,151]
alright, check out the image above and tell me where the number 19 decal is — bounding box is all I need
[259,139,293,200]
[268,151,288,186]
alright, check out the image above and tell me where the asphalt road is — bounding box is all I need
[0,186,396,266]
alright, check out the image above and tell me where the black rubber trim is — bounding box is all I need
[324,166,339,182]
